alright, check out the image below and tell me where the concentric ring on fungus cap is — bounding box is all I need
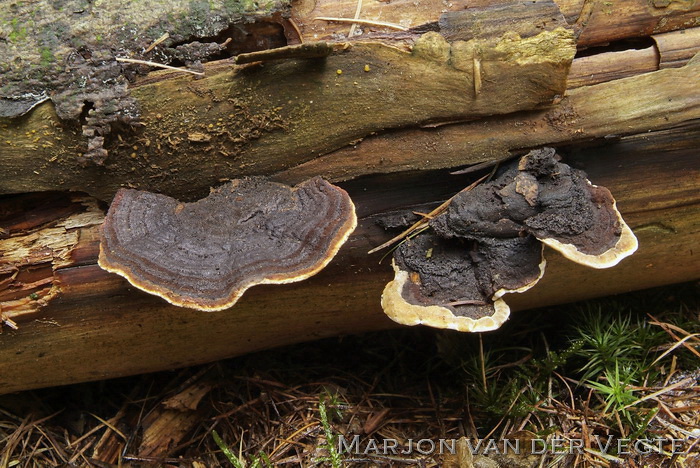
[98,177,357,311]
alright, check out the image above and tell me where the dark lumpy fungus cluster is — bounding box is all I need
[384,148,638,332]
[431,148,621,251]
[394,234,543,320]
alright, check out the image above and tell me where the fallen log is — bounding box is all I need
[1,0,699,394]
[3,1,699,201]
[2,43,699,200]
[0,120,698,394]
[0,29,576,200]
[275,55,700,183]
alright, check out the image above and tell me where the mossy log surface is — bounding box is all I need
[1,30,576,201]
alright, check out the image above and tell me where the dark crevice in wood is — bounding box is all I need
[575,36,657,57]
[167,20,288,67]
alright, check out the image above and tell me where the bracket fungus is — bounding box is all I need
[381,148,638,332]
[382,233,545,332]
[99,177,357,311]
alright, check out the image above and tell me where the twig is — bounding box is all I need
[115,57,204,76]
[482,385,530,441]
[377,225,430,264]
[439,300,488,307]
[1,314,18,330]
[144,32,170,53]
[651,333,700,366]
[349,0,363,37]
[623,377,695,410]
[314,17,408,31]
[288,17,304,43]
[450,154,514,175]
[368,173,488,254]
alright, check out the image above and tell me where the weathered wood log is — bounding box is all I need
[2,44,699,201]
[2,0,699,202]
[293,0,700,47]
[1,0,699,394]
[0,29,576,200]
[275,56,700,183]
[567,28,700,88]
[1,119,698,394]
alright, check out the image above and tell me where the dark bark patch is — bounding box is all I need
[0,0,290,164]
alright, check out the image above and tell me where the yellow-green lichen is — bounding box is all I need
[494,27,576,66]
[412,32,451,64]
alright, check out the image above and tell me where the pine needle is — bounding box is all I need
[116,57,205,76]
[314,17,408,31]
[367,173,488,254]
[349,0,363,37]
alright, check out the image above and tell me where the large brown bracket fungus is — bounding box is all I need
[99,177,357,311]
[381,148,638,332]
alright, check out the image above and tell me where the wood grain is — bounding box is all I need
[274,56,700,183]
[0,0,698,394]
[0,123,698,394]
[0,34,574,201]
